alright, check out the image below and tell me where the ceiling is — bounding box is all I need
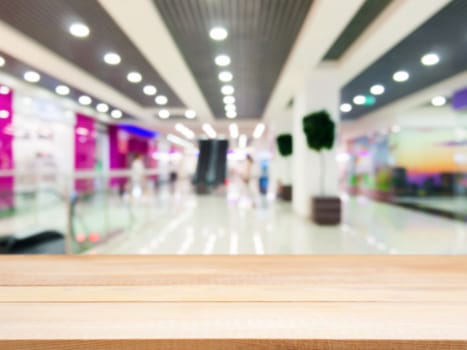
[0,0,185,110]
[0,50,135,121]
[341,0,467,120]
[323,0,393,61]
[154,0,313,120]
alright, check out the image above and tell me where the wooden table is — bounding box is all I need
[0,256,466,349]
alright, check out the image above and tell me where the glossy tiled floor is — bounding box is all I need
[91,187,467,255]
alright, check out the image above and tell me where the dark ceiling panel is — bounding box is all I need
[154,0,313,120]
[341,0,467,120]
[0,0,185,108]
[323,0,393,61]
[0,50,134,121]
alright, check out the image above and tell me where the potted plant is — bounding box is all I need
[302,110,341,225]
[276,134,293,201]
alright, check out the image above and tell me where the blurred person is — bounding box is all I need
[168,160,178,194]
[240,154,257,206]
[131,154,145,198]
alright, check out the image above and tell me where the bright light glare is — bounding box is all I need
[143,85,157,95]
[431,96,446,107]
[78,95,92,105]
[223,96,235,104]
[185,109,196,119]
[24,71,41,83]
[340,103,352,113]
[210,27,228,41]
[421,53,440,66]
[69,23,90,38]
[155,95,168,105]
[158,109,170,119]
[215,55,231,67]
[175,123,195,139]
[238,134,247,148]
[393,70,409,82]
[229,123,239,139]
[202,123,217,138]
[353,95,366,105]
[55,85,70,96]
[370,84,385,95]
[104,52,121,65]
[218,71,233,82]
[253,123,265,139]
[221,85,235,95]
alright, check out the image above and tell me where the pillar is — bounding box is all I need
[292,67,340,217]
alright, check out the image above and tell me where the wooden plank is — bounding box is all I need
[1,284,466,302]
[2,339,467,350]
[0,256,465,349]
[1,302,466,340]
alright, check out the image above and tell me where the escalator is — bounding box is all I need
[0,230,65,254]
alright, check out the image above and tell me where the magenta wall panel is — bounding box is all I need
[108,125,127,188]
[74,114,96,193]
[0,86,14,210]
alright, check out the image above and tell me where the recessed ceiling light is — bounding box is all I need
[155,95,168,105]
[0,86,10,95]
[421,53,440,66]
[143,85,157,96]
[226,110,237,119]
[127,71,142,83]
[215,55,231,67]
[69,23,90,38]
[393,70,409,82]
[158,109,170,119]
[221,85,234,95]
[111,109,123,119]
[24,71,40,83]
[225,104,236,112]
[96,103,109,113]
[218,71,233,82]
[340,103,352,113]
[0,56,5,67]
[353,95,366,105]
[185,109,196,119]
[223,96,235,104]
[370,84,385,95]
[104,52,121,65]
[431,96,446,107]
[78,95,92,105]
[55,85,70,96]
[209,27,228,41]
[0,110,10,119]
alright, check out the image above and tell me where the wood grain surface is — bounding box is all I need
[0,256,466,350]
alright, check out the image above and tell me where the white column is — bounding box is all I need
[292,67,340,216]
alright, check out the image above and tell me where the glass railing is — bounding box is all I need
[0,169,169,254]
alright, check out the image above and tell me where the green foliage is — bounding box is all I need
[276,134,293,157]
[302,110,335,151]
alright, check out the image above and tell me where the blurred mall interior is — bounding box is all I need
[0,0,466,255]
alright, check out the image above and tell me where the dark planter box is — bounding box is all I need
[281,185,292,201]
[312,196,341,225]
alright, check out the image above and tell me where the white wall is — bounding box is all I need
[12,92,75,192]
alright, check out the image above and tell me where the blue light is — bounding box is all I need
[119,124,159,138]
